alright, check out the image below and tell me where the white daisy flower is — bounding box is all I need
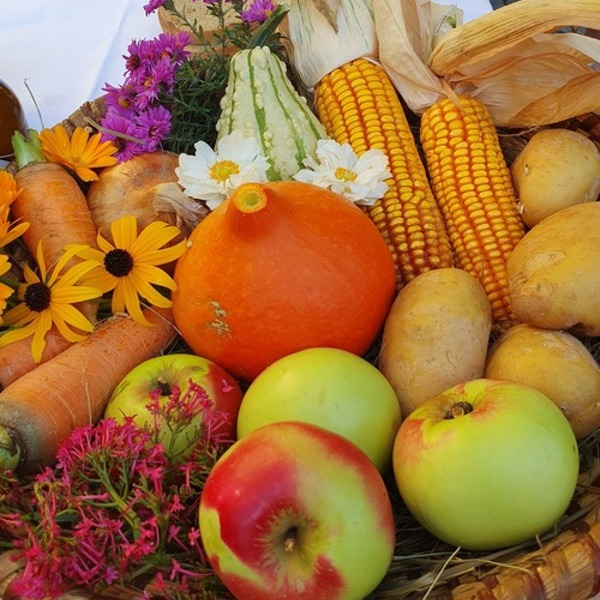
[293,139,391,206]
[176,130,270,211]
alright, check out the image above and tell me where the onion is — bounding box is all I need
[86,151,208,241]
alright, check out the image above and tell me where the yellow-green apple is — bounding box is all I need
[236,347,402,472]
[199,420,396,600]
[393,378,579,551]
[104,353,243,462]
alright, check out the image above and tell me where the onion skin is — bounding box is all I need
[86,151,190,240]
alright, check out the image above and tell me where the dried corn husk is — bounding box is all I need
[286,0,378,89]
[375,0,600,127]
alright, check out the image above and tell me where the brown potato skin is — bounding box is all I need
[378,268,492,418]
[511,129,600,229]
[485,323,600,440]
[506,202,600,336]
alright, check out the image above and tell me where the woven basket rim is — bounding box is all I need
[2,90,600,600]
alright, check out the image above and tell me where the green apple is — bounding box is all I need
[199,421,396,600]
[236,347,402,472]
[393,378,579,551]
[104,353,243,463]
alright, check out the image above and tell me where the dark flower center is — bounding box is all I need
[104,249,134,277]
[24,282,51,312]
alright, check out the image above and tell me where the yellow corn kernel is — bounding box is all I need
[315,58,454,288]
[420,95,526,324]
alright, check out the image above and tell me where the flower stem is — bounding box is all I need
[96,466,143,537]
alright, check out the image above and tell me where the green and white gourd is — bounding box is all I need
[216,46,328,181]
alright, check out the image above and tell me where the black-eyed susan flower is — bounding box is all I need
[38,125,118,182]
[68,215,187,327]
[0,243,102,363]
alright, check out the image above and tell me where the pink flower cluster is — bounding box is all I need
[0,383,232,599]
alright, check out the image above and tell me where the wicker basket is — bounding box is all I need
[0,88,599,599]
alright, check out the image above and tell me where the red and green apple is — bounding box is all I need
[236,347,402,472]
[393,378,579,551]
[199,420,396,600]
[104,353,243,462]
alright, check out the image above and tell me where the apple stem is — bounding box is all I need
[284,527,298,552]
[445,401,473,419]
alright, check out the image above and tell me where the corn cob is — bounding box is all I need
[419,95,526,324]
[314,58,454,289]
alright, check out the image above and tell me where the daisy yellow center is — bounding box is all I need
[105,249,135,277]
[334,167,357,182]
[210,160,240,183]
[24,282,51,312]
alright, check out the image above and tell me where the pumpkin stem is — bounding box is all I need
[231,183,268,214]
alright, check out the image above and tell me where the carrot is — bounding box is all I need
[10,130,100,323]
[0,327,73,390]
[0,307,178,473]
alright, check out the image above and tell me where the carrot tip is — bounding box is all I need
[0,425,22,471]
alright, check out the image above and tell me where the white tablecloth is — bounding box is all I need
[2,0,163,130]
[2,0,494,130]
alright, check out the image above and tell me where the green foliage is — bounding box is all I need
[160,0,290,155]
[164,53,230,154]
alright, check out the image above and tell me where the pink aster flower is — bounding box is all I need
[134,104,172,152]
[143,0,166,14]
[242,0,276,23]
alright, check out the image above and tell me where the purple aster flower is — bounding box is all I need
[102,82,138,115]
[134,104,172,153]
[143,0,166,14]
[154,31,193,64]
[130,57,175,110]
[123,38,155,75]
[241,0,276,23]
[99,111,144,162]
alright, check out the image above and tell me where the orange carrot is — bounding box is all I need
[10,131,100,323]
[0,327,73,389]
[0,307,178,473]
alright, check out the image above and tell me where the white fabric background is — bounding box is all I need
[2,0,494,129]
[2,0,163,130]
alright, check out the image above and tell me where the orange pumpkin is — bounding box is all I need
[172,181,397,382]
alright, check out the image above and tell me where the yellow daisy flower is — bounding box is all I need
[0,171,28,248]
[0,171,20,206]
[0,204,29,249]
[38,125,118,182]
[0,243,102,363]
[68,215,187,327]
[0,254,16,321]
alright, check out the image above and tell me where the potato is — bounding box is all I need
[506,202,600,336]
[378,268,492,417]
[485,323,600,439]
[511,128,600,228]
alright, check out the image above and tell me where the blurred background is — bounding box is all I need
[2,0,493,135]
